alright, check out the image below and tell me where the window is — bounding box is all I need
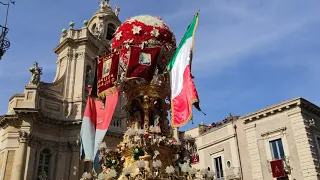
[85,65,93,86]
[106,23,116,40]
[226,160,231,168]
[269,139,285,160]
[214,156,224,179]
[91,23,97,33]
[37,148,51,178]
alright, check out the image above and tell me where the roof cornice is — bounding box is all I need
[8,93,24,101]
[0,114,20,128]
[12,108,82,127]
[242,97,320,124]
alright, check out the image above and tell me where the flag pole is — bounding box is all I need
[190,10,206,116]
[189,10,199,72]
[196,9,200,16]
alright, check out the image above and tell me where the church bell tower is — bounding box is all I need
[52,0,121,120]
[0,1,125,180]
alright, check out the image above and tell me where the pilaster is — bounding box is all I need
[68,142,80,180]
[54,142,68,180]
[244,123,263,180]
[288,109,319,179]
[10,131,28,180]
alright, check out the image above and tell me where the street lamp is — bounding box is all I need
[0,0,15,60]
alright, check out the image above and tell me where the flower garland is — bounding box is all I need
[101,150,123,171]
[121,128,181,151]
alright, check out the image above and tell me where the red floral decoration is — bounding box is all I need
[111,15,176,67]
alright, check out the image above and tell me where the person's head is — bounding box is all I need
[207,167,210,171]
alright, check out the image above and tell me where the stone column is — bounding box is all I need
[11,131,28,180]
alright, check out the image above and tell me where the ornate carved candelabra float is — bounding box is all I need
[81,14,201,180]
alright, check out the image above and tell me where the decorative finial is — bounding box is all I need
[83,20,88,27]
[195,9,200,16]
[69,21,75,29]
[62,28,67,34]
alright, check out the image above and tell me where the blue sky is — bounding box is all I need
[0,0,319,131]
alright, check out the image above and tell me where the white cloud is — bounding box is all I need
[163,0,320,75]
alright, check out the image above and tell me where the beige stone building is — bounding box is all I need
[184,98,320,180]
[1,2,319,180]
[0,2,126,180]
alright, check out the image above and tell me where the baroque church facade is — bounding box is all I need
[0,2,125,180]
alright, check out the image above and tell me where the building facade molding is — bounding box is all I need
[260,126,287,139]
[198,134,235,150]
[0,114,21,129]
[243,98,320,124]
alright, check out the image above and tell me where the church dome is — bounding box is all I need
[87,1,121,41]
[111,15,176,50]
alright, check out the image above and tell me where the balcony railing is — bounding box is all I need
[267,156,291,175]
[225,167,241,180]
[198,167,241,180]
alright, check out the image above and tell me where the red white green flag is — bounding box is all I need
[168,13,202,127]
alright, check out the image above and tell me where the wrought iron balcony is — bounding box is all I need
[267,156,291,176]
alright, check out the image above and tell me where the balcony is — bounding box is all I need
[202,167,241,180]
[225,167,241,180]
[267,156,291,177]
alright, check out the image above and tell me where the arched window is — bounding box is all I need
[106,23,116,40]
[37,148,52,179]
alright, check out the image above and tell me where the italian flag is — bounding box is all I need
[168,13,202,127]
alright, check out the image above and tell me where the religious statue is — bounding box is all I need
[151,99,162,132]
[130,100,143,130]
[29,62,42,85]
[114,5,120,17]
[85,67,93,86]
[94,18,105,40]
[99,0,111,10]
